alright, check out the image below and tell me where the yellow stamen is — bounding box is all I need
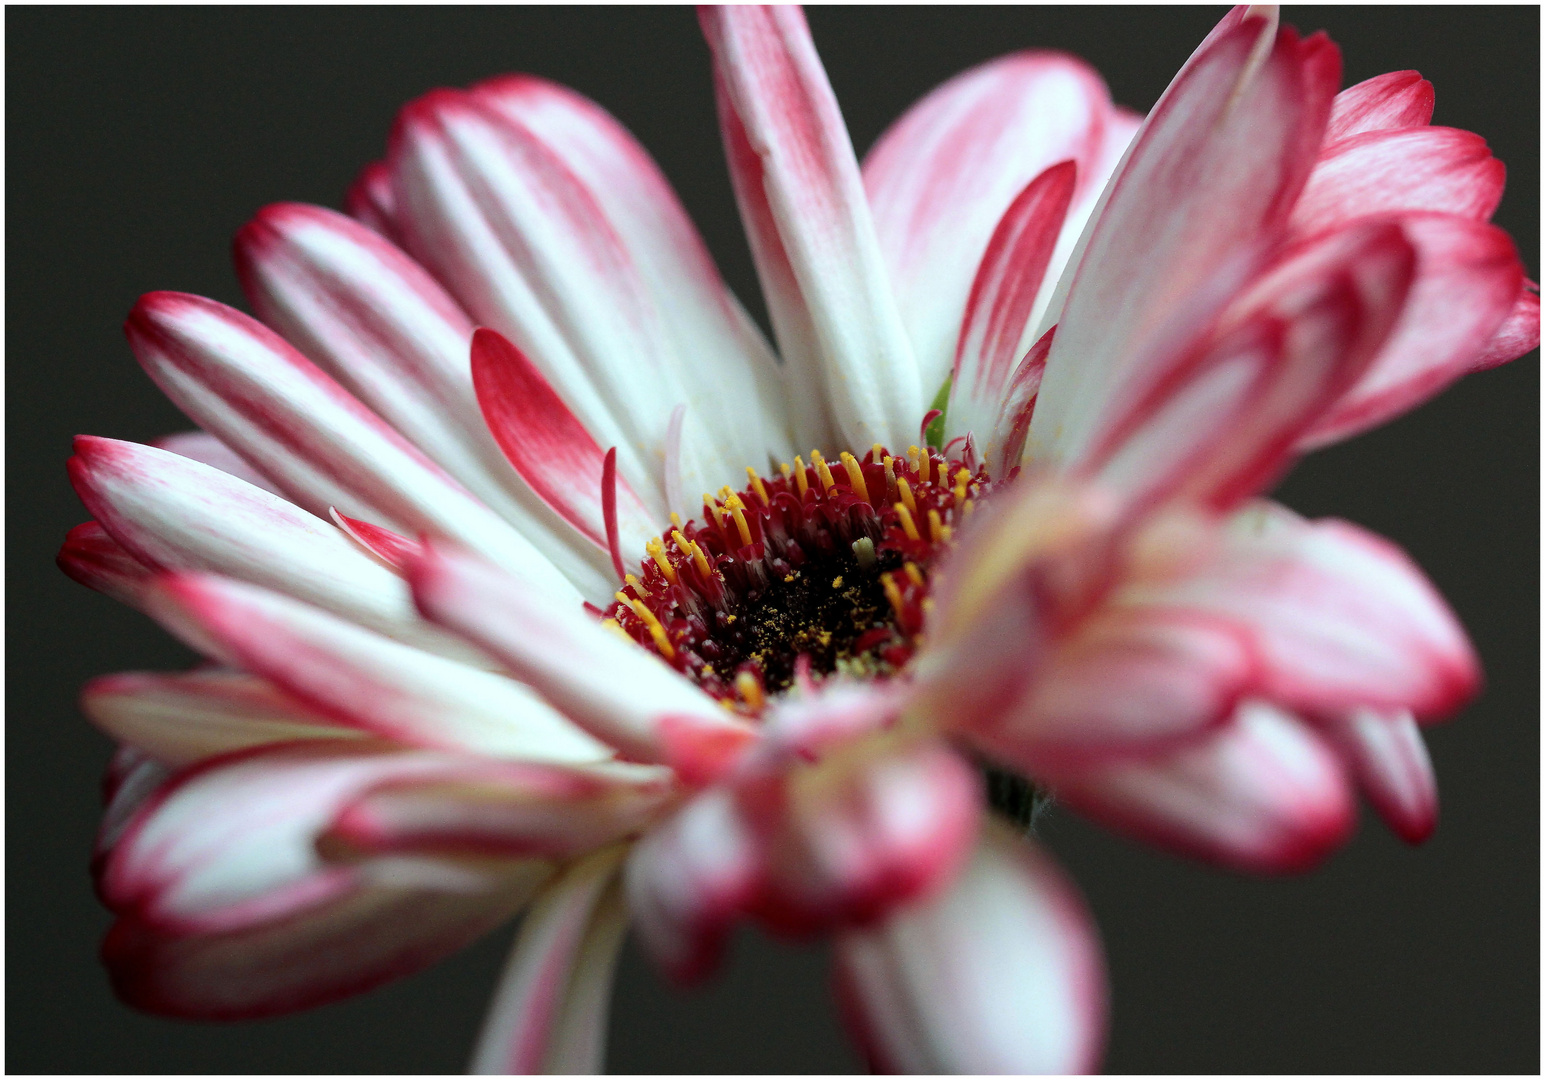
[897,476,918,519]
[928,508,951,544]
[645,538,678,585]
[746,466,770,506]
[955,467,972,487]
[963,498,976,519]
[625,572,650,599]
[724,493,755,547]
[881,572,906,617]
[904,562,924,588]
[895,501,921,541]
[669,511,683,530]
[790,456,810,499]
[673,529,713,578]
[882,455,897,496]
[811,449,836,493]
[735,670,766,711]
[871,442,885,463]
[908,445,931,485]
[703,493,727,532]
[839,451,870,503]
[616,592,675,660]
[779,461,793,483]
[601,617,633,644]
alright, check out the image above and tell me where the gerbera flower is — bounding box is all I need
[58,4,1535,1073]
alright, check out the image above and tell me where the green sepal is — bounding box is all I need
[923,375,951,450]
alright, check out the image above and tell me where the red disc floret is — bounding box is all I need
[602,442,993,713]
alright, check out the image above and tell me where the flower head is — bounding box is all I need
[61,5,1535,1073]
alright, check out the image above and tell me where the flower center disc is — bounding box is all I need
[603,444,990,714]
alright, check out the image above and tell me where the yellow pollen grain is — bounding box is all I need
[703,493,727,532]
[839,451,870,503]
[617,591,675,660]
[881,572,906,617]
[673,529,713,578]
[645,538,678,585]
[746,466,770,505]
[735,670,766,711]
[724,493,754,547]
[811,449,836,493]
[904,562,924,587]
[791,456,810,499]
[897,477,918,519]
[895,501,921,541]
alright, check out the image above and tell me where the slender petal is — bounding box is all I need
[153,430,284,496]
[83,670,360,767]
[69,436,476,656]
[833,825,1105,1074]
[97,746,172,860]
[99,740,552,1019]
[323,761,674,862]
[947,162,1078,450]
[406,540,744,766]
[471,73,793,473]
[702,5,922,450]
[124,291,580,604]
[144,572,613,764]
[1300,215,1526,447]
[235,203,612,595]
[471,327,659,558]
[1029,19,1340,469]
[1050,701,1357,874]
[1318,707,1438,843]
[1323,70,1433,143]
[862,50,1115,395]
[470,845,630,1075]
[387,86,736,503]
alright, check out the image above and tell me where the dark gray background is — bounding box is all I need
[8,6,1537,1074]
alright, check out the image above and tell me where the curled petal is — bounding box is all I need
[1051,701,1357,874]
[58,521,155,611]
[1470,281,1541,371]
[1292,127,1505,238]
[1317,707,1438,844]
[625,786,762,984]
[1323,70,1434,143]
[1298,214,1523,446]
[749,737,982,936]
[833,824,1105,1075]
[470,845,629,1075]
[701,5,922,450]
[1126,502,1480,721]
